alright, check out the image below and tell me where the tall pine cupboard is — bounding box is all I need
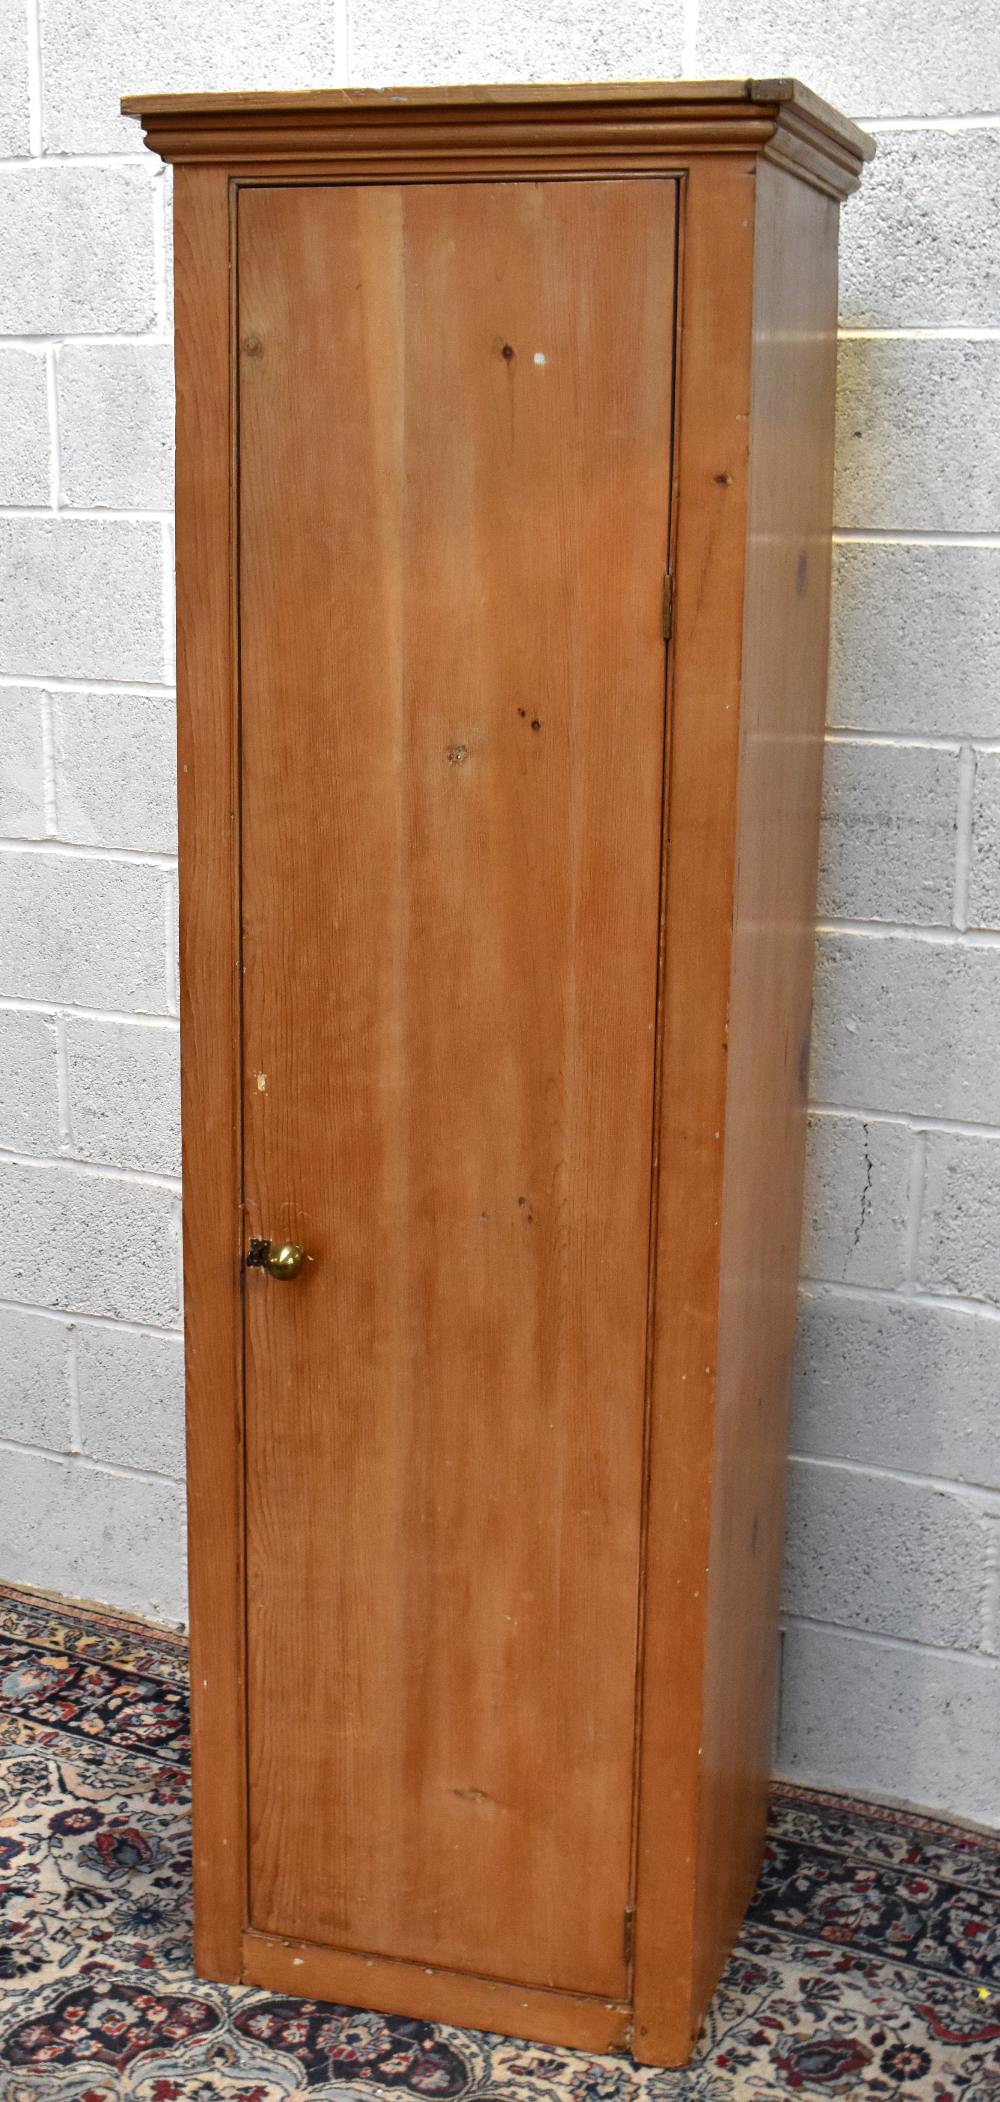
[123,79,873,2066]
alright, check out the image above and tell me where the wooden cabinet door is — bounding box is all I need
[238,176,676,2000]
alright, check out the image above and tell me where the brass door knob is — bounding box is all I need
[247,1237,306,1281]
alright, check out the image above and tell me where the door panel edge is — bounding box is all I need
[631,155,758,2067]
[175,163,248,1983]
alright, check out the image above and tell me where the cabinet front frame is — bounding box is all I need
[174,150,756,2063]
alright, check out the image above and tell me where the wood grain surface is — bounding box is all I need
[631,154,759,2064]
[241,1929,632,2053]
[631,156,842,2065]
[172,166,246,1984]
[689,156,841,2031]
[238,178,677,1997]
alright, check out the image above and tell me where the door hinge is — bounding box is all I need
[623,1905,635,1967]
[661,571,674,641]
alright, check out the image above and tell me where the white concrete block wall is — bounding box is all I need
[0,0,997,1825]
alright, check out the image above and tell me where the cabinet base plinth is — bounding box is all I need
[240,1929,634,2057]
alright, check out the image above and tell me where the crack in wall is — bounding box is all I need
[846,1123,875,1269]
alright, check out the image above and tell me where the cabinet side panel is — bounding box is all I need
[173,167,246,1980]
[632,158,756,2067]
[692,161,840,2018]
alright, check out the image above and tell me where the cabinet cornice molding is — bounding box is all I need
[120,78,874,200]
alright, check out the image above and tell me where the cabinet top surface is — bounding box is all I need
[120,77,874,193]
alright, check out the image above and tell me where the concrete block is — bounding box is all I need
[48,0,341,154]
[52,692,176,854]
[349,0,684,86]
[75,1324,185,1478]
[817,741,957,925]
[918,1132,1000,1308]
[0,167,157,335]
[784,1458,988,1651]
[0,6,29,155]
[968,752,1000,932]
[0,1159,179,1326]
[694,0,1000,117]
[0,521,166,684]
[802,1113,911,1288]
[0,1309,71,1452]
[777,1623,999,1829]
[841,129,1000,331]
[829,543,1000,740]
[792,1289,1000,1491]
[835,340,1000,533]
[163,523,176,687]
[166,873,178,1016]
[0,690,46,839]
[0,1446,186,1624]
[57,345,174,512]
[0,1008,60,1154]
[162,168,174,334]
[0,352,50,507]
[66,1017,180,1176]
[0,851,168,1013]
[986,1538,1000,1658]
[811,932,1000,1124]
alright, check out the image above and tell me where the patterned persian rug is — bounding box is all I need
[0,1584,997,2101]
